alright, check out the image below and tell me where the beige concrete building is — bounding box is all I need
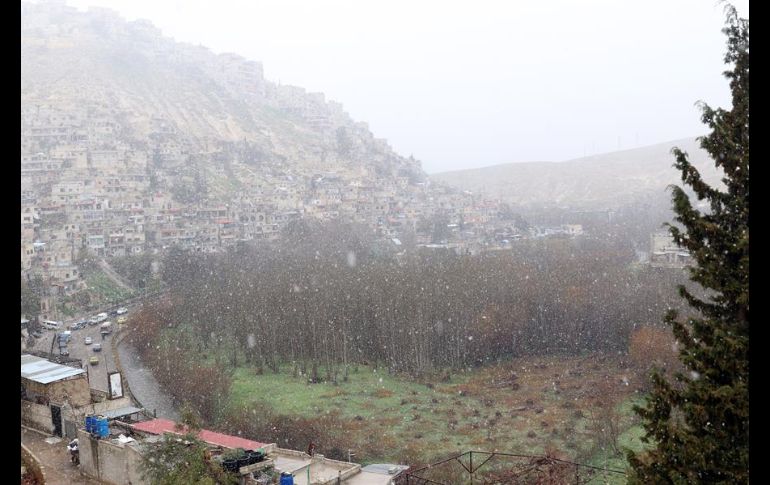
[21,354,91,408]
[651,232,692,268]
[22,354,138,439]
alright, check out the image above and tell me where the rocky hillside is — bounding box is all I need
[430,138,724,210]
[21,2,425,199]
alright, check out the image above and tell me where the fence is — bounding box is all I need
[397,451,627,485]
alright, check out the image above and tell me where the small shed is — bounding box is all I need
[21,354,90,407]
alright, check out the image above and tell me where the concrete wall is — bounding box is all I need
[99,440,132,484]
[23,375,91,407]
[273,449,359,485]
[95,396,134,413]
[311,455,360,485]
[125,443,147,485]
[317,458,361,484]
[21,400,54,434]
[61,395,135,438]
[78,427,149,485]
[21,443,47,484]
[22,395,135,437]
[70,396,134,420]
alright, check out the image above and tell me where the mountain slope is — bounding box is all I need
[430,138,723,209]
[21,2,424,191]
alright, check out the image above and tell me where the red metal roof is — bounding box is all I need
[130,418,269,450]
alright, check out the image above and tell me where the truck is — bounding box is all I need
[58,331,72,344]
[100,321,113,336]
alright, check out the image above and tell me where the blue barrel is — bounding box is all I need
[280,472,294,485]
[85,415,95,433]
[96,417,109,438]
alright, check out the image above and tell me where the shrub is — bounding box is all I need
[628,325,680,390]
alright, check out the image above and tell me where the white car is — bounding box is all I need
[42,320,62,330]
[84,336,92,345]
[116,307,128,315]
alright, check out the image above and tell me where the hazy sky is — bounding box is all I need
[63,0,749,173]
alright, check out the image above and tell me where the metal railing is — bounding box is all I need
[398,451,627,485]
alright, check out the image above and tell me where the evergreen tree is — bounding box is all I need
[141,407,237,485]
[140,431,239,485]
[628,6,748,483]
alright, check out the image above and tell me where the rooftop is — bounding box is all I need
[130,418,270,450]
[21,354,86,384]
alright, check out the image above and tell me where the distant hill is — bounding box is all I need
[430,138,723,210]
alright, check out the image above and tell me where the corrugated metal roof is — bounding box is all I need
[21,354,85,384]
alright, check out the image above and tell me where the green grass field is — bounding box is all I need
[219,354,647,468]
[585,398,650,483]
[85,270,135,304]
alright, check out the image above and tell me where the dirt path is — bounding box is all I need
[97,259,134,292]
[21,428,101,485]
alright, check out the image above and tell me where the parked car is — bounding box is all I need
[109,309,119,317]
[70,320,87,330]
[116,307,128,315]
[117,316,127,324]
[88,316,100,325]
[84,336,92,345]
[89,356,99,365]
[60,348,70,357]
[31,330,42,339]
[96,313,108,322]
[93,343,102,352]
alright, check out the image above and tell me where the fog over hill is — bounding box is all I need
[431,138,724,210]
[21,1,425,194]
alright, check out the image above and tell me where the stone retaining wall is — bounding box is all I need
[21,443,46,484]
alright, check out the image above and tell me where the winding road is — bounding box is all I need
[116,337,179,421]
[22,297,180,485]
[25,294,180,422]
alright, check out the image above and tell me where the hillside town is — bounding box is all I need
[20,0,749,483]
[22,1,619,325]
